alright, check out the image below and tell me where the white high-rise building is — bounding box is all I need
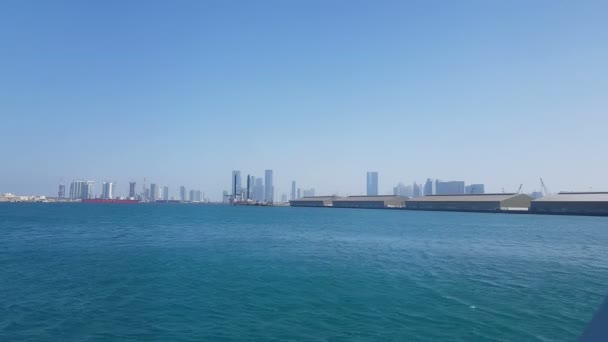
[101,182,114,199]
[70,180,94,199]
[264,170,274,203]
[70,180,86,199]
[85,181,94,199]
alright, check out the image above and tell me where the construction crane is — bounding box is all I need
[516,184,523,194]
[540,178,551,196]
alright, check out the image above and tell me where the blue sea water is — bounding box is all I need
[1,204,607,341]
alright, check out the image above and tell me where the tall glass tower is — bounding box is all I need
[366,172,378,196]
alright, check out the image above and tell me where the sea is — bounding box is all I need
[1,203,607,341]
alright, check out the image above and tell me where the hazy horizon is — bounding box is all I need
[2,1,607,200]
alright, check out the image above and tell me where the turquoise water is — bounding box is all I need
[1,204,607,341]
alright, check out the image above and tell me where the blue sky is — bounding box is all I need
[1,0,607,199]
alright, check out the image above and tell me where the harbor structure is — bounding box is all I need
[333,195,407,209]
[530,192,608,216]
[405,193,533,212]
[290,196,337,207]
[366,172,378,196]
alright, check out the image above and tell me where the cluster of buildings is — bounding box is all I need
[0,193,50,203]
[226,169,274,204]
[59,180,207,203]
[289,172,608,216]
[367,172,487,199]
[290,192,608,216]
[5,170,607,216]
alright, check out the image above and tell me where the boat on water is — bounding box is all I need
[81,198,139,204]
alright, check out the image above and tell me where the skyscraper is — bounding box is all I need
[149,183,158,202]
[297,188,301,199]
[424,178,433,196]
[264,170,274,203]
[413,182,421,198]
[85,181,94,199]
[58,184,65,199]
[162,186,169,201]
[435,181,465,195]
[253,178,264,202]
[246,175,253,200]
[101,182,114,199]
[302,188,315,197]
[129,182,136,198]
[69,180,86,199]
[180,186,186,201]
[189,189,196,202]
[291,181,296,200]
[366,172,378,196]
[232,170,241,199]
[465,184,485,194]
[393,182,409,196]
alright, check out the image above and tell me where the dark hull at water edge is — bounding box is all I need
[81,199,139,204]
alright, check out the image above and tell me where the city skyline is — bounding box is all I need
[1,1,607,199]
[23,171,545,202]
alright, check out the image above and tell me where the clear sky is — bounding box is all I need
[1,0,607,200]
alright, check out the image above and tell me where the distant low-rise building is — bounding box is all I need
[290,196,337,207]
[530,192,608,216]
[332,195,407,209]
[406,193,533,212]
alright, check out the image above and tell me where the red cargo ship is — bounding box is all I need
[81,199,139,204]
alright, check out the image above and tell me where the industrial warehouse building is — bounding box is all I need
[332,196,407,209]
[289,196,337,207]
[405,193,533,212]
[530,192,608,216]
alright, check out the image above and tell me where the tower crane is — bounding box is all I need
[540,178,551,196]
